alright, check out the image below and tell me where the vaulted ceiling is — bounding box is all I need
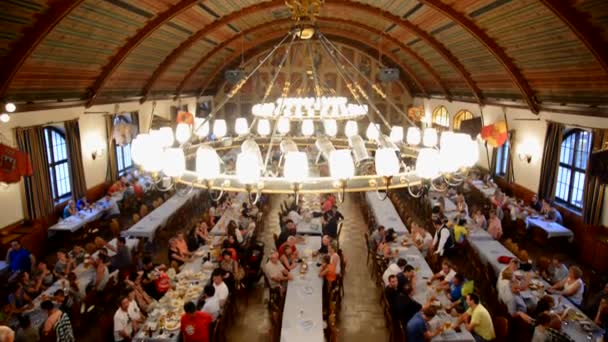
[1,0,607,114]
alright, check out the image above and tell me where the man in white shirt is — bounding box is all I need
[432,219,452,256]
[264,252,292,289]
[211,270,229,307]
[127,290,143,324]
[113,297,134,342]
[382,258,407,286]
[201,285,221,321]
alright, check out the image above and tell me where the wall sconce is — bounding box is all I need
[91,145,104,160]
[518,153,532,163]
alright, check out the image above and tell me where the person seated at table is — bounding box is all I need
[584,282,608,318]
[181,301,213,342]
[76,195,90,211]
[542,255,569,285]
[453,218,469,245]
[382,258,407,286]
[594,298,608,341]
[446,273,465,311]
[113,297,134,342]
[109,237,132,274]
[52,289,75,315]
[6,240,34,275]
[545,207,563,224]
[35,261,55,288]
[15,314,38,342]
[210,269,230,307]
[68,245,86,265]
[456,195,469,217]
[431,205,443,222]
[287,207,303,224]
[62,199,78,219]
[17,272,42,297]
[322,194,335,213]
[238,221,256,247]
[397,265,416,293]
[328,242,342,276]
[221,235,240,257]
[65,272,84,303]
[431,260,457,286]
[532,312,553,342]
[472,208,488,230]
[94,254,110,291]
[125,289,145,326]
[169,238,190,266]
[318,235,332,254]
[264,252,292,292]
[219,250,239,290]
[323,205,344,238]
[198,285,221,322]
[186,225,205,252]
[280,245,298,271]
[530,194,543,213]
[377,228,398,259]
[99,194,120,218]
[518,250,533,272]
[432,219,454,257]
[411,223,433,257]
[453,293,496,342]
[53,249,74,278]
[6,284,32,314]
[506,282,533,323]
[548,266,585,307]
[406,306,443,341]
[278,236,299,258]
[492,189,506,208]
[319,254,337,288]
[487,209,503,240]
[277,219,297,247]
[41,300,75,342]
[531,295,555,319]
[370,225,386,246]
[384,274,400,306]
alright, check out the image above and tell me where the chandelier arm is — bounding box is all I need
[318,32,417,129]
[306,39,322,98]
[262,31,297,103]
[317,33,390,132]
[175,180,193,197]
[407,182,424,198]
[192,31,294,135]
[155,176,175,192]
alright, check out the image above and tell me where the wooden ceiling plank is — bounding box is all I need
[85,0,200,107]
[0,0,86,100]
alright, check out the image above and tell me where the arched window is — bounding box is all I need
[495,137,510,176]
[44,127,71,201]
[453,110,474,130]
[555,129,592,209]
[116,144,133,176]
[432,106,449,127]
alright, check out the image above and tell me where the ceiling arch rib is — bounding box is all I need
[325,0,483,104]
[0,0,86,100]
[141,0,473,104]
[85,0,200,108]
[195,32,416,99]
[175,19,429,98]
[419,0,539,114]
[538,0,608,75]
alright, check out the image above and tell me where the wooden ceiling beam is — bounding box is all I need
[326,0,483,104]
[85,0,200,108]
[0,0,86,100]
[176,18,429,99]
[419,0,539,114]
[139,0,285,104]
[539,0,608,75]
[193,28,420,99]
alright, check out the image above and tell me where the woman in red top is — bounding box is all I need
[181,301,213,342]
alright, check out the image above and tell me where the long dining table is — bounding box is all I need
[365,191,408,235]
[48,191,123,233]
[280,235,324,342]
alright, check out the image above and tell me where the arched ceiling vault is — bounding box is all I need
[1,0,607,115]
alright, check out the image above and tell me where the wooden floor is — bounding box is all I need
[226,194,389,341]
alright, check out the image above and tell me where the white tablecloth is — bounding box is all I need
[365,192,408,235]
[470,180,497,198]
[281,236,324,342]
[49,192,123,232]
[525,217,574,241]
[123,191,200,239]
[209,193,247,236]
[296,217,323,235]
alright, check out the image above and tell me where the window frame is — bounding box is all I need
[115,143,133,176]
[495,137,510,176]
[453,110,474,130]
[554,129,592,211]
[44,126,71,202]
[432,106,450,128]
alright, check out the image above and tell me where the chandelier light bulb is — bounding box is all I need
[194,118,209,138]
[277,117,290,134]
[344,120,358,137]
[4,103,15,113]
[389,126,404,143]
[366,123,380,141]
[301,119,314,136]
[323,119,338,137]
[162,148,185,177]
[283,151,309,183]
[175,123,191,145]
[416,148,440,179]
[236,151,261,184]
[196,146,220,180]
[422,127,438,147]
[439,132,460,173]
[0,113,9,123]
[329,149,355,180]
[406,127,421,145]
[257,119,271,136]
[158,127,174,147]
[141,134,163,173]
[234,117,249,135]
[375,148,400,177]
[213,119,227,138]
[130,135,143,165]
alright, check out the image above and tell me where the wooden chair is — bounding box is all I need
[493,316,509,342]
[336,222,343,249]
[364,232,373,267]
[109,219,120,237]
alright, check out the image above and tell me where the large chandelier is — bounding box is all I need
[130,25,479,203]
